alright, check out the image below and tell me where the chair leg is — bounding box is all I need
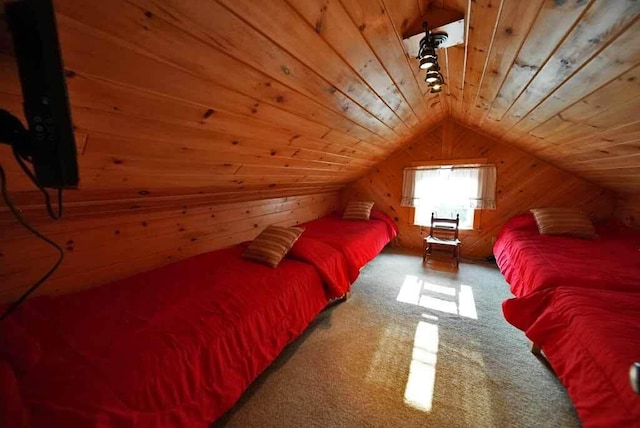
[424,242,432,263]
[422,240,427,262]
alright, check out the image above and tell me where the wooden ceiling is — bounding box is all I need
[0,0,638,200]
[438,0,640,195]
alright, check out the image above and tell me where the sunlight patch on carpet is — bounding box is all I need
[458,285,478,319]
[397,275,478,320]
[423,281,457,297]
[397,275,423,305]
[404,321,439,412]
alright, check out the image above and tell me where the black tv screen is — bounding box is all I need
[4,0,79,188]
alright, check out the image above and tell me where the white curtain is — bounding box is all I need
[400,168,417,207]
[400,165,497,209]
[471,165,497,209]
[400,168,443,207]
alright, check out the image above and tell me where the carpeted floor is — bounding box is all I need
[215,248,580,427]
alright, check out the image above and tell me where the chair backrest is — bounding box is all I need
[429,212,460,240]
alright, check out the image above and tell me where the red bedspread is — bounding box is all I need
[0,212,394,427]
[289,235,352,299]
[494,214,640,297]
[301,211,397,281]
[503,288,640,427]
[1,246,331,427]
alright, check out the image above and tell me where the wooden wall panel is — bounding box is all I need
[437,0,640,195]
[614,197,640,229]
[342,120,614,258]
[0,0,450,202]
[0,0,636,196]
[0,0,638,304]
[0,191,339,303]
[457,0,501,124]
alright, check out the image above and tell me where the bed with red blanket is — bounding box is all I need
[503,288,640,426]
[301,210,398,283]
[0,212,395,427]
[495,214,640,427]
[494,214,640,297]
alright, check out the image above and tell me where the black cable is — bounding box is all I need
[12,147,62,219]
[0,164,64,321]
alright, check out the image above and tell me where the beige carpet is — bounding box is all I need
[214,248,579,427]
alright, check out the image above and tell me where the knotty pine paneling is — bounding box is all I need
[614,197,640,229]
[0,0,638,302]
[433,0,640,195]
[0,0,447,198]
[0,192,339,303]
[354,0,640,196]
[1,0,638,196]
[342,120,615,258]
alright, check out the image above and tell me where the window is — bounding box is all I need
[401,164,497,230]
[413,167,478,229]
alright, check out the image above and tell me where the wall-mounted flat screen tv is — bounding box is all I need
[4,0,79,188]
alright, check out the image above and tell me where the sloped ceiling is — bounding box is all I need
[0,0,638,202]
[437,0,640,196]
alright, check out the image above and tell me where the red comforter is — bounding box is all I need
[289,235,352,299]
[301,210,398,282]
[503,288,640,427]
[1,211,394,427]
[1,246,333,427]
[494,214,640,297]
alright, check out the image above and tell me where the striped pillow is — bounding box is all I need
[530,208,596,239]
[343,201,375,221]
[242,225,304,268]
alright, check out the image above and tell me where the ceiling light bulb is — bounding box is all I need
[419,57,436,70]
[425,71,442,83]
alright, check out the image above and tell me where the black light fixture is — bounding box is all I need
[419,56,437,71]
[425,70,443,84]
[418,42,437,70]
[416,22,448,94]
[426,69,444,92]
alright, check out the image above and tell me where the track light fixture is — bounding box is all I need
[419,57,436,70]
[416,22,447,94]
[425,70,443,84]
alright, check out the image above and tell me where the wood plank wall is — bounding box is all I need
[0,0,636,197]
[0,191,339,303]
[444,0,640,195]
[614,197,640,229]
[0,0,447,196]
[0,0,635,302]
[342,120,615,258]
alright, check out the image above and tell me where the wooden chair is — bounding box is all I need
[423,212,461,267]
